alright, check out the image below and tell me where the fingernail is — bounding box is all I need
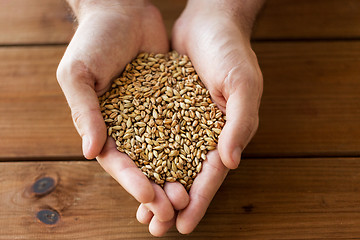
[82,136,90,158]
[232,147,242,168]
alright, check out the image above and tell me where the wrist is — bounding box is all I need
[185,0,265,39]
[66,0,151,22]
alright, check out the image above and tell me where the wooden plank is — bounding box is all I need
[253,0,360,40]
[1,158,360,239]
[0,46,81,158]
[2,0,360,45]
[0,0,74,44]
[157,0,360,40]
[152,0,186,37]
[246,41,360,157]
[0,42,359,158]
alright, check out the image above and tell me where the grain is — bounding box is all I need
[99,51,225,190]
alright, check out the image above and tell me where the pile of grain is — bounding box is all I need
[99,51,225,190]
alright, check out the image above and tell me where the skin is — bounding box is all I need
[138,0,264,234]
[57,0,264,236]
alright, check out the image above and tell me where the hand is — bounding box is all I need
[136,0,264,234]
[57,0,168,159]
[56,0,187,232]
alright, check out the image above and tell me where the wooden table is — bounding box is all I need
[1,0,360,239]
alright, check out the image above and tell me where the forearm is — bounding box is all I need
[186,0,266,37]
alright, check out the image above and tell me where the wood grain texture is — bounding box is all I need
[1,0,359,239]
[0,42,359,159]
[1,0,360,45]
[246,41,360,157]
[0,46,81,158]
[152,0,186,37]
[1,158,360,239]
[0,0,74,44]
[253,0,360,40]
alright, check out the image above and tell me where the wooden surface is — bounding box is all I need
[2,0,360,44]
[1,0,360,239]
[2,158,360,239]
[1,42,360,159]
[0,0,74,44]
[253,0,360,40]
[0,46,80,158]
[248,41,360,157]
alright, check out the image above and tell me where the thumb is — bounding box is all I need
[218,66,262,169]
[57,61,107,159]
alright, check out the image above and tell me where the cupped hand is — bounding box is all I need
[57,1,169,159]
[139,0,263,235]
[56,0,188,231]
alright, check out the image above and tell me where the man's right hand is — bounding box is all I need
[56,1,189,235]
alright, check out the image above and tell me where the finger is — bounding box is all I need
[176,150,228,234]
[218,65,262,169]
[57,60,107,159]
[97,137,155,203]
[144,183,174,222]
[149,215,176,237]
[164,182,189,210]
[136,204,153,224]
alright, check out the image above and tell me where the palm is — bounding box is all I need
[173,8,262,165]
[88,5,197,237]
[92,4,185,226]
[169,15,232,234]
[169,9,262,234]
[57,4,178,233]
[62,6,169,97]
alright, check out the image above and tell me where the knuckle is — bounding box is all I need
[224,63,263,96]
[71,107,102,136]
[71,110,81,125]
[240,114,259,150]
[247,114,259,133]
[56,58,95,87]
[56,61,66,84]
[71,110,84,135]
